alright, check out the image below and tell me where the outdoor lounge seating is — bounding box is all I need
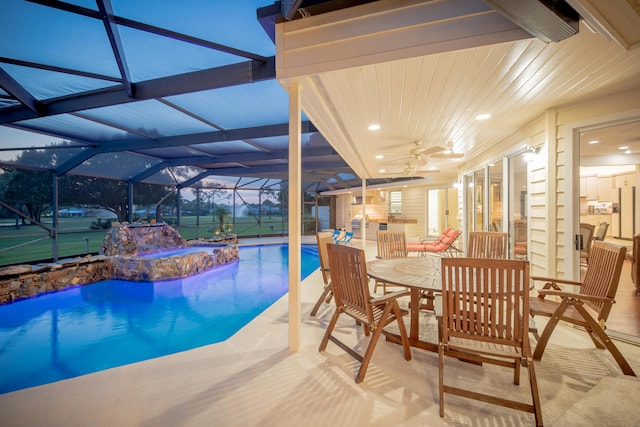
[331,229,353,245]
[530,241,636,376]
[439,257,542,426]
[406,228,461,256]
[319,244,411,383]
[310,231,333,317]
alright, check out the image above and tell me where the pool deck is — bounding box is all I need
[1,238,639,426]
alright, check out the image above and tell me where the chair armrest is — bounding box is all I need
[537,289,614,304]
[531,275,583,287]
[370,290,410,304]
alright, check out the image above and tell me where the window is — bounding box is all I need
[389,190,402,214]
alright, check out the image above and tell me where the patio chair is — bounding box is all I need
[340,231,353,245]
[593,221,609,241]
[374,230,408,294]
[319,244,411,383]
[310,231,333,317]
[406,228,462,257]
[530,241,635,376]
[439,257,542,426]
[579,222,595,266]
[467,231,508,259]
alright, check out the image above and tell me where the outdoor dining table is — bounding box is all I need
[367,255,442,352]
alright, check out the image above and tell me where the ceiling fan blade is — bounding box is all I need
[415,146,448,156]
[431,152,464,158]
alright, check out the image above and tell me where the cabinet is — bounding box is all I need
[580,176,598,200]
[596,177,613,202]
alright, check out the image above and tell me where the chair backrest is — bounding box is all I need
[441,257,530,348]
[580,241,627,320]
[316,231,333,285]
[327,244,373,321]
[467,231,508,259]
[377,230,408,258]
[580,223,595,251]
[594,222,609,241]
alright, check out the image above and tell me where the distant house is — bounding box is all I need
[58,208,87,217]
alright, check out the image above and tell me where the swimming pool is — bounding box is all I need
[0,244,319,394]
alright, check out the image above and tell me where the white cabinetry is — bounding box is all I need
[596,177,613,202]
[580,176,598,200]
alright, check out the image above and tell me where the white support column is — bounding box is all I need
[361,178,367,244]
[545,108,558,276]
[288,81,302,352]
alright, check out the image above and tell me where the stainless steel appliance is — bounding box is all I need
[613,186,636,239]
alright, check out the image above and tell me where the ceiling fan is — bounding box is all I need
[381,162,440,177]
[430,141,464,159]
[383,140,444,166]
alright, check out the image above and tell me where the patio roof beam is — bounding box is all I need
[86,145,343,184]
[96,0,134,97]
[0,68,39,113]
[0,57,122,83]
[0,57,276,124]
[26,0,268,62]
[113,16,269,63]
[84,121,316,153]
[176,160,349,179]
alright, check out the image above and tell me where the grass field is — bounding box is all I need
[0,215,291,266]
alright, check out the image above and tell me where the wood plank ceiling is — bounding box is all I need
[276,0,640,188]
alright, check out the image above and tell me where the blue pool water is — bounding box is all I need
[0,244,319,394]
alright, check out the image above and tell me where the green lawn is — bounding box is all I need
[0,215,290,266]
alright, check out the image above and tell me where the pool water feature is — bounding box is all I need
[0,244,319,395]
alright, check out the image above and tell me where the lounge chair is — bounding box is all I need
[406,228,461,257]
[334,231,353,245]
[331,229,343,244]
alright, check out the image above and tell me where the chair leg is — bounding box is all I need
[572,303,637,376]
[319,308,342,352]
[526,356,544,427]
[392,301,411,361]
[355,302,394,383]
[438,343,445,417]
[310,286,332,317]
[584,326,607,349]
[532,298,572,360]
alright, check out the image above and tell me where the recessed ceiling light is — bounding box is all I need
[619,146,629,150]
[625,150,631,154]
[368,124,381,131]
[588,140,599,144]
[475,113,491,121]
[379,169,386,173]
[375,154,384,159]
